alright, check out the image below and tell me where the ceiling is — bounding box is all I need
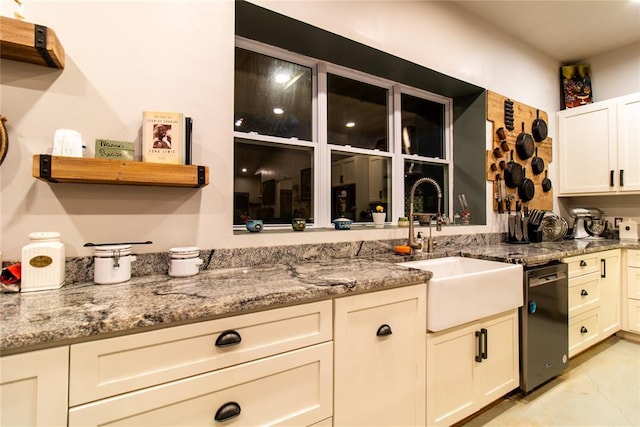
[451,0,640,63]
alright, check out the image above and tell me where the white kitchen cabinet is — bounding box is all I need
[333,284,426,427]
[69,301,333,426]
[0,346,69,427]
[426,309,519,426]
[599,250,621,336]
[564,250,621,357]
[69,342,333,426]
[557,92,640,195]
[623,249,640,334]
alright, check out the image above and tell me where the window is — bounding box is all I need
[234,39,452,229]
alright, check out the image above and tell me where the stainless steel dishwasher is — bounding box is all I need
[520,261,569,393]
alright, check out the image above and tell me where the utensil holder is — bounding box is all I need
[507,215,529,244]
[527,222,543,243]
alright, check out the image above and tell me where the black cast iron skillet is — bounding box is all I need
[542,170,552,192]
[518,168,535,202]
[532,109,548,142]
[504,150,524,188]
[531,147,544,175]
[516,122,534,160]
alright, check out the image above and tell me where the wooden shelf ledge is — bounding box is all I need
[33,155,209,188]
[0,16,65,68]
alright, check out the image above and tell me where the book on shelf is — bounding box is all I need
[185,116,193,165]
[141,111,186,164]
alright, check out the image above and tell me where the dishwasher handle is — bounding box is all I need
[529,271,567,287]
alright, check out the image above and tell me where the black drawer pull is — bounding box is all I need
[376,324,392,337]
[580,260,587,267]
[214,401,241,422]
[580,326,588,334]
[215,330,242,348]
[620,169,625,187]
[610,170,614,187]
[581,289,589,296]
[480,328,488,360]
[475,330,482,363]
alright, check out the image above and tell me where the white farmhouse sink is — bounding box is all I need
[398,257,523,332]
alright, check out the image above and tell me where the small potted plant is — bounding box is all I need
[372,205,386,228]
[397,216,410,227]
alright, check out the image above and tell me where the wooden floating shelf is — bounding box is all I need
[0,16,65,68]
[33,155,209,188]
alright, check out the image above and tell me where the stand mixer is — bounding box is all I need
[569,208,608,239]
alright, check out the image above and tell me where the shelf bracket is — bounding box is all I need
[38,154,57,182]
[34,25,57,68]
[197,166,206,187]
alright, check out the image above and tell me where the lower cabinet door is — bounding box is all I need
[626,299,640,334]
[426,323,477,426]
[69,342,332,426]
[333,284,426,427]
[569,308,600,358]
[0,346,69,427]
[475,310,519,404]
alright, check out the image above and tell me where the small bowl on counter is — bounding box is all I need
[246,219,263,232]
[333,217,352,230]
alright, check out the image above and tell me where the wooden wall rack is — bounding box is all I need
[0,16,65,68]
[33,155,209,188]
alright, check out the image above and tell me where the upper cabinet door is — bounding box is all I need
[617,93,640,193]
[557,100,617,195]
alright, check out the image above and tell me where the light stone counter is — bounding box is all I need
[2,235,638,355]
[0,259,431,355]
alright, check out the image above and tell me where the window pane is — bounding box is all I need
[234,139,313,225]
[401,94,445,158]
[327,74,388,151]
[331,152,391,222]
[404,160,447,218]
[235,48,312,140]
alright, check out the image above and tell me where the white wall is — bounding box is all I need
[587,42,640,102]
[0,0,617,260]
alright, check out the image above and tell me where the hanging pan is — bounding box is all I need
[504,150,524,188]
[542,170,553,192]
[531,147,544,175]
[516,122,534,160]
[518,168,535,202]
[532,109,548,142]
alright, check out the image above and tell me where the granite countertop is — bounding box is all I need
[2,239,638,355]
[0,259,431,355]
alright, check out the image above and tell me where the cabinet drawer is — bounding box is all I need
[626,299,640,334]
[564,254,599,277]
[569,308,600,358]
[69,342,333,427]
[628,267,640,300]
[70,300,332,406]
[627,250,640,268]
[568,272,600,316]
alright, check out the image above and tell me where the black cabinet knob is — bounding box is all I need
[376,324,392,337]
[580,326,588,334]
[215,330,242,348]
[580,260,587,267]
[214,402,241,422]
[581,289,589,296]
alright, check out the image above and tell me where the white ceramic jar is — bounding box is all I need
[93,245,136,285]
[21,231,65,292]
[168,247,203,277]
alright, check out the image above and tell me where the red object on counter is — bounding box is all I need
[1,262,21,284]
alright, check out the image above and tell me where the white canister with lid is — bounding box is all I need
[168,247,203,277]
[21,231,65,292]
[93,245,136,285]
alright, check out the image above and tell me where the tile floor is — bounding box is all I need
[461,335,640,426]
